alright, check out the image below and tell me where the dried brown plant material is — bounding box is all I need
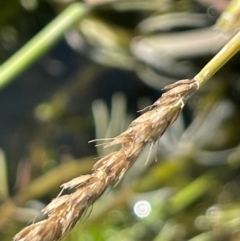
[13,79,198,241]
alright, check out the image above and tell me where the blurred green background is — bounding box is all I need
[1,0,240,240]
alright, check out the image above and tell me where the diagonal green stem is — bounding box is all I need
[216,0,240,32]
[168,174,212,214]
[0,3,86,89]
[194,30,240,87]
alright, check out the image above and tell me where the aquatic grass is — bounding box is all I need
[0,3,87,88]
[0,0,237,240]
[194,30,240,87]
[12,23,240,238]
[13,79,198,241]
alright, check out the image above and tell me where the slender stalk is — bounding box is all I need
[0,3,86,88]
[194,30,240,87]
[0,150,8,197]
[168,174,212,214]
[216,0,240,31]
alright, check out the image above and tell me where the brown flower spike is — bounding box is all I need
[13,79,198,241]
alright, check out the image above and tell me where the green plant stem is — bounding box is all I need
[0,3,86,89]
[168,174,212,214]
[216,0,240,31]
[194,30,240,87]
[0,150,8,197]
